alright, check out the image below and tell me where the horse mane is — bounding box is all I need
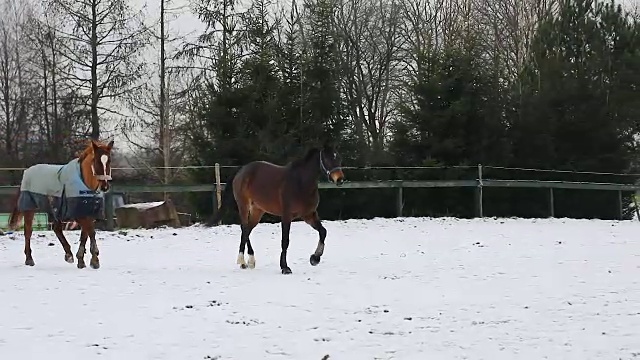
[290,147,320,169]
[77,145,93,163]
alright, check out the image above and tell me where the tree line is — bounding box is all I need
[1,0,639,221]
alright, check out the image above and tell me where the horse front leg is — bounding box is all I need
[76,228,88,269]
[280,213,293,275]
[52,220,74,264]
[303,211,326,266]
[23,211,35,266]
[87,222,100,269]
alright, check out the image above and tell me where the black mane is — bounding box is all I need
[290,147,320,169]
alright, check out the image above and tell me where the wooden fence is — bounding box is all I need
[2,176,639,230]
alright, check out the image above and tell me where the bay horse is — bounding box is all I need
[7,139,114,269]
[210,143,345,274]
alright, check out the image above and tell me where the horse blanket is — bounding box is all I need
[17,159,104,221]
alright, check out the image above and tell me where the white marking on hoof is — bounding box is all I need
[236,252,246,266]
[247,255,256,269]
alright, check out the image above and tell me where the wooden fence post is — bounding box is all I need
[476,164,483,218]
[396,184,403,217]
[618,190,623,220]
[214,163,222,225]
[104,191,114,231]
[549,188,555,218]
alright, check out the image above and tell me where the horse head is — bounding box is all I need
[319,143,345,186]
[79,139,114,192]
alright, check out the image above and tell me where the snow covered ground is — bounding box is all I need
[1,217,639,359]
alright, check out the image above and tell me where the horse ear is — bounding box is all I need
[322,140,335,152]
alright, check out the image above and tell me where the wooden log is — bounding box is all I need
[115,198,181,229]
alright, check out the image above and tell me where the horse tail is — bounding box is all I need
[7,187,22,230]
[205,170,238,226]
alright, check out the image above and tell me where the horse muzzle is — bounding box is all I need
[100,181,111,192]
[330,170,345,186]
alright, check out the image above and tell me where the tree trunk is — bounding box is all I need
[90,0,99,140]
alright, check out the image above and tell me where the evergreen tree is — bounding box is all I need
[509,0,640,218]
[300,0,346,147]
[390,47,509,167]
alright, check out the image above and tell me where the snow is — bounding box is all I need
[117,200,166,210]
[1,216,639,359]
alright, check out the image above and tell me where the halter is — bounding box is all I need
[92,164,112,181]
[319,149,342,181]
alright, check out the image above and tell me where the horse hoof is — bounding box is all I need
[281,267,292,275]
[65,254,74,263]
[90,259,100,269]
[310,254,321,266]
[240,264,248,269]
[77,262,86,269]
[25,259,35,266]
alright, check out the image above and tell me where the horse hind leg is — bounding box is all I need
[303,211,327,266]
[236,201,250,269]
[23,211,35,266]
[52,220,74,264]
[237,202,263,270]
[245,208,264,269]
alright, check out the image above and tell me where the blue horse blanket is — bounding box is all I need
[17,159,104,221]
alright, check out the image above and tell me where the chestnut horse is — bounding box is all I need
[8,139,114,269]
[209,144,345,274]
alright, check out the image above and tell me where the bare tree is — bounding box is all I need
[472,0,558,88]
[335,0,404,162]
[22,8,89,163]
[122,0,195,199]
[50,0,149,140]
[0,0,34,166]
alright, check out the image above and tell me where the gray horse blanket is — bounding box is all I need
[17,158,104,221]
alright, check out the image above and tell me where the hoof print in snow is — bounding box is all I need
[473,242,485,247]
[225,318,263,326]
[314,337,331,342]
[363,305,390,314]
[207,300,224,307]
[48,242,55,246]
[368,330,402,336]
[118,231,128,236]
[175,300,226,311]
[404,317,412,321]
[381,275,400,280]
[204,356,221,360]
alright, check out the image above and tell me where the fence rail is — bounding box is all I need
[2,177,639,230]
